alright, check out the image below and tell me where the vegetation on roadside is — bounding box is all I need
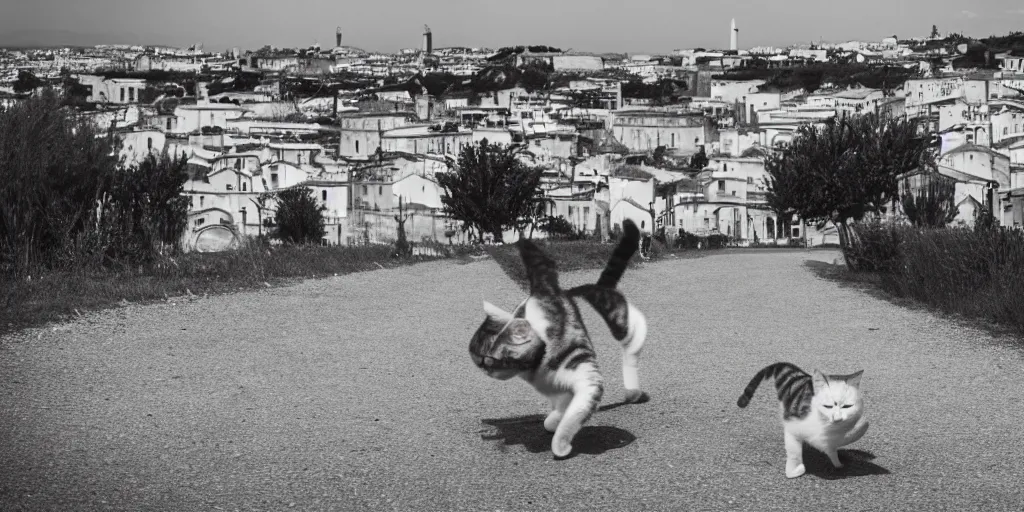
[0,92,190,276]
[833,222,1024,334]
[435,139,545,244]
[0,92,474,335]
[764,112,929,271]
[0,241,481,335]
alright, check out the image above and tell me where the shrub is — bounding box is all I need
[674,229,701,249]
[850,222,1024,333]
[272,187,326,245]
[0,91,189,275]
[706,234,730,249]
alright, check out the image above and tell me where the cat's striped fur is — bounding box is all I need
[738,362,870,478]
[470,219,648,458]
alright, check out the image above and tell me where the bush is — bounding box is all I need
[850,222,1024,333]
[674,229,701,249]
[272,187,326,245]
[0,91,189,275]
[706,234,731,249]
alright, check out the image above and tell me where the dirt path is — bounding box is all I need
[2,250,1023,511]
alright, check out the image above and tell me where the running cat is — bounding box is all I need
[469,219,648,459]
[737,362,870,478]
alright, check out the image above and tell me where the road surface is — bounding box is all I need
[2,250,1023,511]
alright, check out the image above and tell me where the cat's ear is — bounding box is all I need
[482,301,513,324]
[811,369,829,390]
[845,370,864,388]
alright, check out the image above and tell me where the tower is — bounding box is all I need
[336,27,343,47]
[423,25,432,54]
[730,18,738,51]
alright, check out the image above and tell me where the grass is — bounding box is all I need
[823,223,1024,337]
[0,240,482,336]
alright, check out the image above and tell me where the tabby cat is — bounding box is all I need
[737,362,870,478]
[469,219,649,459]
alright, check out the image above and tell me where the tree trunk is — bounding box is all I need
[836,219,859,271]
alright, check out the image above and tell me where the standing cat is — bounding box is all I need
[737,362,870,478]
[469,219,649,459]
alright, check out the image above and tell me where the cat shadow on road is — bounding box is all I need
[803,447,891,480]
[480,402,638,458]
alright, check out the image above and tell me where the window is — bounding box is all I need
[378,186,382,195]
[718,180,725,191]
[271,173,278,186]
[322,190,327,201]
[195,218,205,226]
[1006,127,1010,135]
[120,88,125,102]
[362,185,368,195]
[723,163,728,172]
[199,196,204,208]
[731,190,736,196]
[242,182,247,191]
[129,88,135,102]
[147,137,153,150]
[226,184,233,191]
[670,133,675,147]
[747,177,753,184]
[355,140,360,153]
[166,118,172,130]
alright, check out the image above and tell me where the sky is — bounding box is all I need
[3,0,1024,54]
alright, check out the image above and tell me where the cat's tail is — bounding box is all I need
[737,362,809,408]
[568,284,648,403]
[517,237,560,297]
[596,219,641,289]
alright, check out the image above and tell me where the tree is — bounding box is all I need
[272,187,326,245]
[435,139,544,243]
[393,196,413,257]
[900,173,958,228]
[101,152,191,261]
[931,25,940,39]
[765,112,928,270]
[13,70,43,94]
[689,145,709,170]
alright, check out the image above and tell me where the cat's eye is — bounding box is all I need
[841,405,853,409]
[823,405,834,409]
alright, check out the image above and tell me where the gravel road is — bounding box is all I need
[2,249,1024,511]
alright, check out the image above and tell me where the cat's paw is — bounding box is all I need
[552,438,573,459]
[624,389,650,404]
[785,464,806,479]
[543,411,562,433]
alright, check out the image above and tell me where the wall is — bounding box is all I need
[610,113,707,153]
[710,80,765,103]
[552,55,604,71]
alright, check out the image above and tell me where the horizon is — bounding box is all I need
[4,0,1024,55]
